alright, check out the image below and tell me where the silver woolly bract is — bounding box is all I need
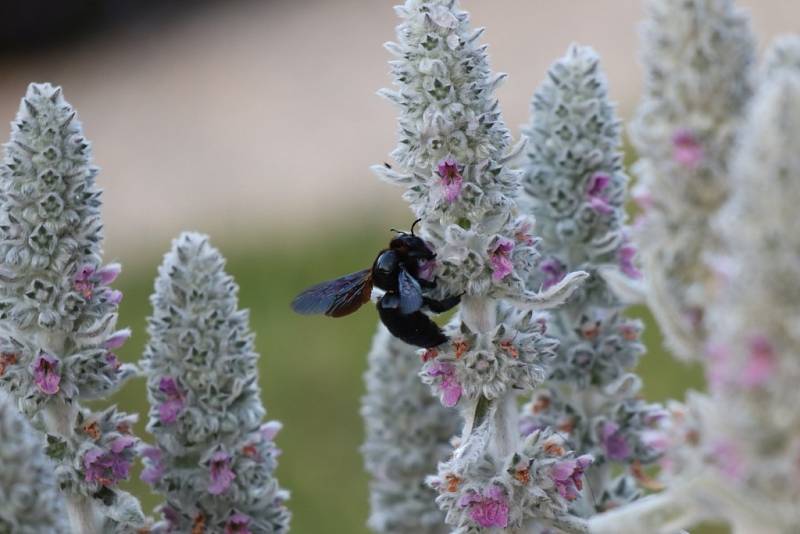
[629,0,755,360]
[361,326,460,533]
[0,83,143,532]
[519,45,667,517]
[141,232,289,533]
[590,33,800,534]
[0,394,67,533]
[373,1,589,532]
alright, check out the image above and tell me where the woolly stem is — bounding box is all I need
[587,491,697,534]
[43,400,99,534]
[459,297,518,458]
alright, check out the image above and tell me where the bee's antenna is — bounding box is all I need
[389,228,403,235]
[410,218,422,236]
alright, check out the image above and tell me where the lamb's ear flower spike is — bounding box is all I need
[519,44,666,520]
[628,0,755,360]
[0,83,143,533]
[590,44,800,534]
[373,1,589,531]
[140,232,290,533]
[361,326,460,533]
[0,393,68,533]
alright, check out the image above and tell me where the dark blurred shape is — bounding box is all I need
[0,0,226,56]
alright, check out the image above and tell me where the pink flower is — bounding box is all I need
[672,128,703,168]
[158,377,185,424]
[208,450,236,495]
[631,183,653,211]
[427,361,462,407]
[488,237,515,281]
[641,430,669,454]
[84,436,135,487]
[741,334,777,389]
[549,455,593,501]
[33,353,60,395]
[73,263,121,300]
[600,421,631,461]
[225,513,252,534]
[706,342,731,391]
[586,172,613,214]
[107,289,124,305]
[417,258,436,282]
[539,258,566,289]
[712,440,743,481]
[260,421,283,442]
[104,329,131,350]
[458,484,509,528]
[619,243,641,279]
[437,157,463,203]
[140,446,165,485]
[96,263,121,285]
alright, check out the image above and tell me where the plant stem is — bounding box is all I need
[43,399,99,534]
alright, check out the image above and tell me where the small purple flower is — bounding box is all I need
[631,183,654,211]
[706,342,731,391]
[83,436,135,487]
[260,420,283,442]
[208,450,236,495]
[488,237,515,281]
[73,264,95,298]
[549,455,593,501]
[105,352,122,371]
[741,334,776,389]
[619,243,641,279]
[586,172,613,214]
[158,376,185,424]
[712,440,743,481]
[104,329,131,350]
[641,429,669,454]
[162,506,180,529]
[437,157,463,203]
[417,258,436,282]
[33,353,60,395]
[539,258,566,289]
[672,128,703,168]
[225,513,252,534]
[74,263,121,300]
[458,484,509,528]
[95,263,121,285]
[107,289,124,305]
[601,421,631,461]
[140,446,165,485]
[427,361,462,407]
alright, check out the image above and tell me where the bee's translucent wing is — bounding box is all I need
[291,269,373,317]
[398,267,423,314]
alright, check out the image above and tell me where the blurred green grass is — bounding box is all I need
[107,221,727,533]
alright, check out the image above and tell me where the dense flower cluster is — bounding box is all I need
[361,326,460,533]
[519,45,667,518]
[372,1,590,531]
[0,394,67,533]
[141,232,289,533]
[0,82,143,532]
[628,0,755,361]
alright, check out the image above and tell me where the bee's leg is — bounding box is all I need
[377,301,448,348]
[417,278,436,289]
[423,294,461,313]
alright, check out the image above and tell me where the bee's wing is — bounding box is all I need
[398,267,423,314]
[291,269,374,318]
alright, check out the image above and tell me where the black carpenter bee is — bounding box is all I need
[291,220,460,348]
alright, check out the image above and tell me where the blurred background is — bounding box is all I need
[2,1,798,532]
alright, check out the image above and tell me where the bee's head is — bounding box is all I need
[389,220,435,259]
